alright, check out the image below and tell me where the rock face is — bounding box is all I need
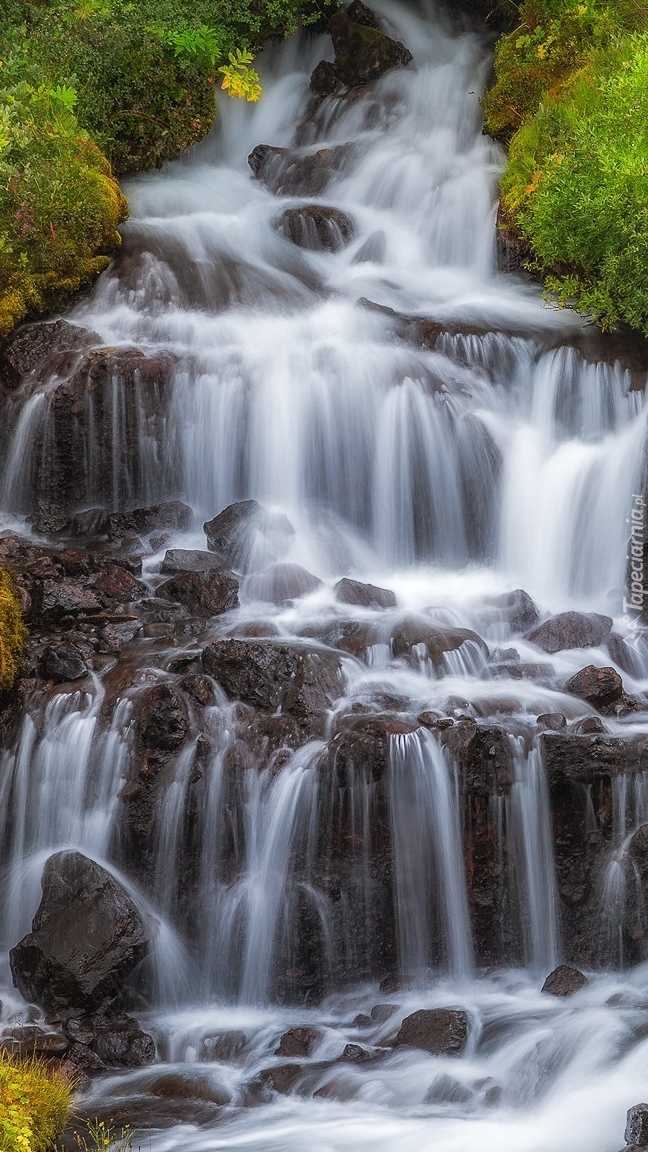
[276,206,356,252]
[565,665,623,710]
[394,1009,468,1055]
[138,684,189,751]
[541,965,589,997]
[526,611,612,653]
[204,500,295,573]
[10,851,153,1015]
[334,577,396,609]
[327,10,413,88]
[625,1103,648,1147]
[0,319,101,390]
[158,569,240,616]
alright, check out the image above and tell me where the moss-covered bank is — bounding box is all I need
[0,0,331,337]
[0,1050,71,1150]
[0,566,26,691]
[483,0,648,334]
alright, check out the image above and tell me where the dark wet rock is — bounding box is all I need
[137,684,189,751]
[257,1063,302,1095]
[370,1003,398,1023]
[106,501,192,541]
[541,965,588,997]
[204,500,295,574]
[378,973,402,994]
[565,664,623,710]
[334,577,396,609]
[489,660,554,681]
[570,716,607,735]
[158,569,239,617]
[245,563,322,604]
[71,508,109,538]
[425,1073,474,1104]
[98,620,142,654]
[352,1013,372,1028]
[537,712,566,731]
[39,642,88,683]
[31,580,102,626]
[331,713,419,784]
[147,1072,228,1103]
[541,733,648,783]
[310,59,342,96]
[313,1074,359,1101]
[198,1030,247,1062]
[180,674,217,708]
[328,11,413,87]
[304,618,381,657]
[10,851,153,1015]
[625,1103,648,1147]
[394,1009,468,1056]
[276,206,356,253]
[392,615,488,666]
[248,143,354,197]
[202,639,343,730]
[0,319,100,390]
[485,589,539,632]
[275,1025,322,1057]
[94,564,145,602]
[90,1016,156,1067]
[0,1026,70,1059]
[160,549,226,575]
[526,611,613,654]
[341,1042,372,1062]
[61,1041,107,1076]
[347,0,380,26]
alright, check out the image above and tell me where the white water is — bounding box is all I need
[1,2,648,1150]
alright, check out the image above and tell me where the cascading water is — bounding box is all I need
[2,1,648,1149]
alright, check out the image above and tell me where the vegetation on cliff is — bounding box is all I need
[0,566,27,690]
[0,0,328,337]
[483,0,648,333]
[0,1050,71,1151]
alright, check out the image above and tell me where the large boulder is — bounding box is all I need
[625,1103,648,1147]
[327,10,413,87]
[484,589,539,633]
[565,665,624,710]
[160,549,225,575]
[541,965,588,997]
[106,501,192,541]
[275,206,355,253]
[394,1009,468,1056]
[137,684,189,751]
[10,851,153,1015]
[334,577,396,609]
[39,642,88,683]
[248,144,354,197]
[0,319,101,390]
[204,500,295,574]
[541,733,648,784]
[526,611,612,654]
[245,563,322,604]
[391,615,488,666]
[157,569,239,616]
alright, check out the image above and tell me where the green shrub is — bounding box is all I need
[0,567,27,690]
[0,1050,71,1151]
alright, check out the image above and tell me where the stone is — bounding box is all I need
[276,206,355,252]
[94,565,144,602]
[245,563,322,604]
[334,577,396,609]
[537,713,566,731]
[160,549,226,575]
[157,569,239,617]
[394,1008,468,1056]
[425,1074,474,1104]
[257,1064,302,1094]
[39,642,87,683]
[341,1042,372,1062]
[274,1026,322,1057]
[310,60,342,97]
[331,713,419,783]
[565,665,623,710]
[248,143,354,197]
[31,580,102,626]
[198,1030,247,1062]
[90,1017,156,1067]
[328,11,412,87]
[0,320,100,390]
[137,684,189,751]
[148,1072,228,1103]
[370,1003,398,1023]
[541,733,648,784]
[526,611,613,654]
[625,1103,648,1147]
[10,851,153,1015]
[106,501,192,541]
[204,500,295,574]
[541,965,589,997]
[485,589,539,632]
[346,0,379,27]
[391,615,488,666]
[570,716,607,735]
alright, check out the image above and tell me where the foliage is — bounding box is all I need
[0,1050,71,1151]
[77,1117,133,1150]
[0,567,27,691]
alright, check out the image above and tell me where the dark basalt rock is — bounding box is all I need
[106,501,192,541]
[625,1103,648,1148]
[93,564,145,602]
[570,715,607,735]
[334,577,396,609]
[256,1064,303,1095]
[0,319,101,390]
[248,143,354,197]
[394,1008,468,1055]
[274,1026,322,1057]
[204,500,295,574]
[537,712,567,731]
[137,684,189,751]
[541,733,648,784]
[485,588,539,633]
[565,664,623,710]
[341,1042,372,1062]
[331,712,419,783]
[276,206,356,253]
[31,580,102,626]
[310,60,343,97]
[526,611,613,653]
[328,11,413,88]
[39,641,88,683]
[541,965,588,997]
[391,615,488,666]
[10,851,153,1015]
[157,569,239,617]
[84,1015,156,1067]
[160,549,226,575]
[245,563,322,604]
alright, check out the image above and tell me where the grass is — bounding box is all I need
[0,567,27,691]
[0,1050,72,1152]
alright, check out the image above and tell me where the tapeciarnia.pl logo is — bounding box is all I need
[623,493,646,651]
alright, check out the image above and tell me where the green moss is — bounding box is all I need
[0,1051,70,1150]
[0,567,27,691]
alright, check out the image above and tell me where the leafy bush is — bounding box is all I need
[0,567,27,690]
[0,1051,71,1151]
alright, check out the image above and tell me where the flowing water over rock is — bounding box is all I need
[1,2,648,1149]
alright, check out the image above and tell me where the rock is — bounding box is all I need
[276,206,355,252]
[394,1008,468,1056]
[31,580,102,625]
[71,508,109,538]
[541,965,588,997]
[106,501,192,541]
[570,716,607,735]
[334,577,396,609]
[248,143,354,197]
[94,565,145,602]
[391,615,488,666]
[327,10,412,87]
[90,1017,156,1067]
[537,712,566,731]
[98,620,142,654]
[565,665,623,710]
[39,642,88,683]
[0,320,100,390]
[352,231,387,263]
[306,618,381,657]
[485,589,539,632]
[425,1074,474,1104]
[526,611,612,654]
[257,1064,302,1094]
[160,549,225,575]
[352,1013,372,1028]
[541,733,648,784]
[625,1104,648,1147]
[10,851,153,1015]
[370,1003,398,1023]
[310,60,342,96]
[346,0,380,27]
[204,500,295,574]
[274,1026,322,1057]
[202,639,343,728]
[331,713,419,783]
[137,684,189,751]
[245,563,322,604]
[198,1030,247,1062]
[157,569,239,617]
[148,1072,228,1103]
[341,1042,371,1062]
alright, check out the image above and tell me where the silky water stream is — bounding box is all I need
[2,2,648,1149]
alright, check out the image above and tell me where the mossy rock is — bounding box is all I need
[328,10,412,86]
[0,568,27,692]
